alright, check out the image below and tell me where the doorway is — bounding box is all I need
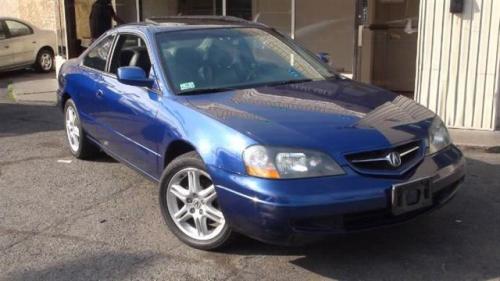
[358,0,420,97]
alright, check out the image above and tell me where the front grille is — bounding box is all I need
[345,140,424,176]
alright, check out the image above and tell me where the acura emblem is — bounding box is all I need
[386,152,402,168]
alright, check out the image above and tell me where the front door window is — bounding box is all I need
[109,34,151,76]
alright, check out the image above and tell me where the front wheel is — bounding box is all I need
[159,151,232,250]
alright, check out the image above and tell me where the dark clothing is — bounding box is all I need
[89,0,115,39]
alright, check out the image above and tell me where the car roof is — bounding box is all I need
[116,16,269,34]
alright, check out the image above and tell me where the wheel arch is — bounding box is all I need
[60,92,72,111]
[164,139,198,169]
[38,45,55,56]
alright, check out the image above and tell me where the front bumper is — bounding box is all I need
[210,145,465,245]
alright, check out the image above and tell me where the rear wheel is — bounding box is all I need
[35,48,54,72]
[64,99,98,159]
[159,151,232,250]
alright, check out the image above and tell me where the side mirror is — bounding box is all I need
[117,66,154,88]
[317,52,330,64]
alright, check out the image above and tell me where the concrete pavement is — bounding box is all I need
[449,129,500,153]
[4,70,57,104]
[1,72,500,280]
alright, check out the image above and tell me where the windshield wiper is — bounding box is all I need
[179,78,316,95]
[326,73,342,80]
[179,87,240,95]
[263,78,313,87]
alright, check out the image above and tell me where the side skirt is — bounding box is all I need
[86,135,161,183]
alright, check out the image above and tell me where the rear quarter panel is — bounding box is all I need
[33,29,56,58]
[58,59,102,137]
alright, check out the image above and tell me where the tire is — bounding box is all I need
[35,48,54,73]
[64,99,99,159]
[159,151,232,250]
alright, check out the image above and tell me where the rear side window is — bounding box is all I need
[5,20,32,37]
[109,34,151,75]
[83,35,115,71]
[0,23,6,40]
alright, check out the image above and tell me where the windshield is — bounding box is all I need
[156,27,336,94]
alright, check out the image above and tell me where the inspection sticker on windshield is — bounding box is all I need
[180,82,195,90]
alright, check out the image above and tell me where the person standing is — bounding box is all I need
[89,0,123,41]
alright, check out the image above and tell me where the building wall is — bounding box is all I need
[0,0,57,31]
[19,0,57,31]
[0,0,20,18]
[415,0,500,130]
[75,0,94,40]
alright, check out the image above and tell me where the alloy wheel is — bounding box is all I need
[166,167,225,241]
[40,53,53,71]
[65,106,80,152]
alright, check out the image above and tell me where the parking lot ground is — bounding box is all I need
[0,70,57,105]
[1,74,500,281]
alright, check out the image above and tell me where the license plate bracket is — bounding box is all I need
[391,178,433,216]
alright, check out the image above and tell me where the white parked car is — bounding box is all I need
[0,17,56,72]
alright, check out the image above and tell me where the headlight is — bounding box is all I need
[428,117,451,154]
[243,145,344,179]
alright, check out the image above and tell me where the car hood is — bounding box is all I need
[184,79,435,156]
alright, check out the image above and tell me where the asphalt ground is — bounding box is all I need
[1,72,500,281]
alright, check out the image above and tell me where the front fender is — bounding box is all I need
[157,96,257,176]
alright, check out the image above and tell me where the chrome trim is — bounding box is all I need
[216,185,288,207]
[350,145,420,164]
[400,146,420,157]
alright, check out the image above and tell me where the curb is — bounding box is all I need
[455,143,500,153]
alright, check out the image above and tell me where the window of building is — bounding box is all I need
[82,35,115,71]
[140,0,222,19]
[295,0,355,75]
[5,20,33,37]
[226,0,291,36]
[109,34,151,76]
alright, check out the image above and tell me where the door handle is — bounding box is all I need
[96,90,104,98]
[3,45,9,49]
[32,41,37,44]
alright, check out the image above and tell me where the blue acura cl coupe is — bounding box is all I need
[58,16,465,250]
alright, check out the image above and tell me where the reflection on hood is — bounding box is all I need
[232,88,365,118]
[358,95,434,128]
[356,95,435,143]
[185,79,435,152]
[195,102,265,121]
